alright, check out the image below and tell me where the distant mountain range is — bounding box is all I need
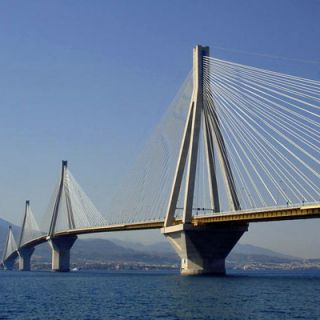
[1,217,319,271]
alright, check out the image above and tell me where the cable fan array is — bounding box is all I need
[41,166,107,233]
[103,58,320,224]
[2,228,17,261]
[8,55,320,234]
[104,73,193,224]
[203,57,320,210]
[19,205,42,247]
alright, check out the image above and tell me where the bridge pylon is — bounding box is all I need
[47,160,77,272]
[161,45,248,275]
[2,226,18,270]
[17,201,35,271]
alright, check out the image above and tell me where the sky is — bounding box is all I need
[0,0,319,258]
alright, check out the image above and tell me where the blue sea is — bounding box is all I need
[0,270,319,320]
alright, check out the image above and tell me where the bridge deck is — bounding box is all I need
[13,203,320,254]
[193,204,320,225]
[54,204,320,237]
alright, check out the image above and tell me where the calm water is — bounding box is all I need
[0,270,319,320]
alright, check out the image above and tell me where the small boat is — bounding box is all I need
[71,267,80,272]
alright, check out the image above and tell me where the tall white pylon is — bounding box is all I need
[161,45,247,276]
[18,200,41,247]
[1,226,18,270]
[164,45,240,228]
[48,160,75,236]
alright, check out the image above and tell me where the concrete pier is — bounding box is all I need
[2,256,16,271]
[162,223,248,275]
[49,236,77,272]
[18,247,35,271]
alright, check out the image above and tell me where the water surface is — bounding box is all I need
[0,270,319,319]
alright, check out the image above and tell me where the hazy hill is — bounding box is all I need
[231,243,298,260]
[30,238,179,265]
[33,238,303,266]
[110,238,300,261]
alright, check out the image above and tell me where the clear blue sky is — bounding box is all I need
[0,0,319,257]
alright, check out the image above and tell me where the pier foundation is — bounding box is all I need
[2,256,16,271]
[49,236,77,272]
[18,247,35,271]
[162,223,248,275]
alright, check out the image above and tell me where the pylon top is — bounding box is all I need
[195,44,209,51]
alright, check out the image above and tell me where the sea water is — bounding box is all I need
[0,270,319,319]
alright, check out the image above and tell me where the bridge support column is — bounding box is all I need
[18,247,35,271]
[49,236,77,272]
[2,257,16,270]
[161,223,248,275]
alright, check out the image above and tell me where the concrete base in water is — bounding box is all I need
[18,247,35,271]
[2,256,16,271]
[49,236,77,272]
[161,223,248,275]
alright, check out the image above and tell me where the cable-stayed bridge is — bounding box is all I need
[1,46,319,275]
